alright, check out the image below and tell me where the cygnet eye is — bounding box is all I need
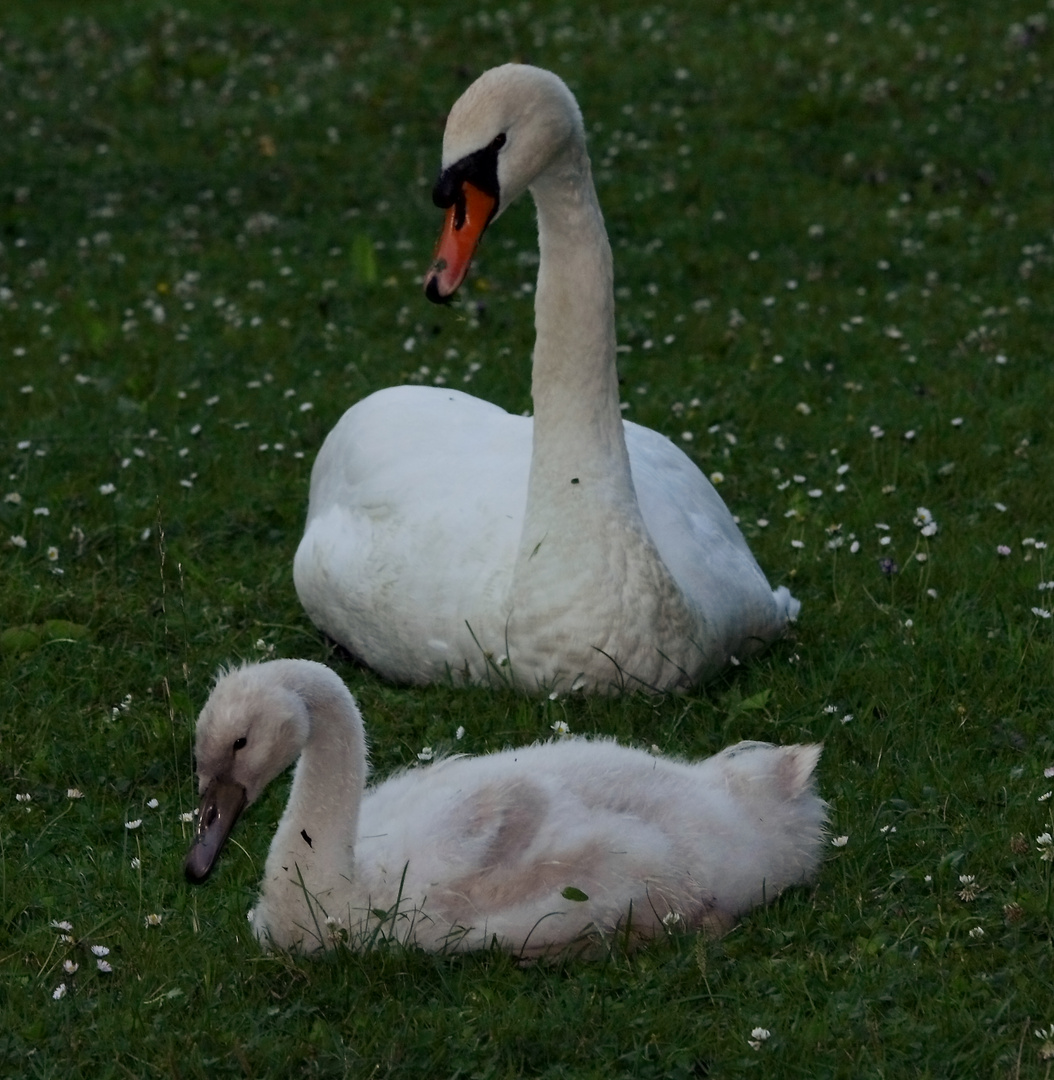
[233,737,247,751]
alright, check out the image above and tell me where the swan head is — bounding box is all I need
[184,663,312,884]
[425,64,583,301]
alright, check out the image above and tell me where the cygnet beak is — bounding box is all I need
[183,778,248,883]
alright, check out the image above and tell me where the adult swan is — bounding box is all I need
[293,65,798,694]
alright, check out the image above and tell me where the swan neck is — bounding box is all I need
[283,672,366,860]
[529,143,626,479]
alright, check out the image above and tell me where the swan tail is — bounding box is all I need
[772,584,801,623]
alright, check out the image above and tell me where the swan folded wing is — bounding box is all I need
[428,786,682,950]
[625,421,797,655]
[295,386,532,681]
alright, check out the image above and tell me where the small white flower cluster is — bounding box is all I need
[48,921,114,998]
[748,1027,771,1050]
[958,874,980,902]
[913,506,938,537]
[1036,1024,1054,1061]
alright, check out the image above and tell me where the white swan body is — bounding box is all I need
[185,660,826,957]
[294,64,799,694]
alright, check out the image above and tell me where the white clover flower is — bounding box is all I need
[1037,833,1054,861]
[10,535,27,549]
[1036,1025,1054,1060]
[144,913,162,927]
[99,483,116,495]
[831,835,849,848]
[417,746,434,762]
[67,788,84,799]
[748,1027,771,1049]
[958,874,980,901]
[455,726,465,740]
[968,926,985,939]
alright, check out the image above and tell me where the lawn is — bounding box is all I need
[1,0,1053,1076]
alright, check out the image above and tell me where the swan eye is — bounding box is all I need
[491,132,507,150]
[233,737,247,752]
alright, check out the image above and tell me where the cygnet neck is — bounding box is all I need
[275,663,366,866]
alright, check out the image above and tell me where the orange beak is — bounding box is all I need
[424,181,498,302]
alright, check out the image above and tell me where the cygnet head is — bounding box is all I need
[184,663,311,884]
[426,65,584,301]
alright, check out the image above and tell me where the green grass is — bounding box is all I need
[2,0,1053,1075]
